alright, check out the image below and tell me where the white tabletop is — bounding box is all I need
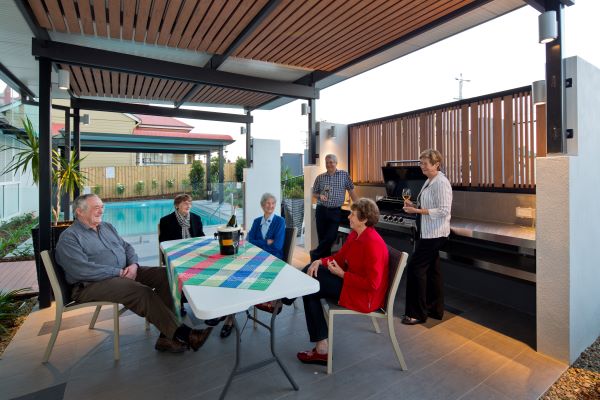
[160,239,320,320]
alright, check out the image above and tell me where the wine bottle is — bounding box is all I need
[226,214,237,227]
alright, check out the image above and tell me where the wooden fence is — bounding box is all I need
[349,86,547,190]
[82,163,237,198]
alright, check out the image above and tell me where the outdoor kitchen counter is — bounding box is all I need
[450,217,536,249]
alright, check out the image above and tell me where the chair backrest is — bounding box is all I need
[282,226,298,264]
[40,250,71,308]
[384,245,409,314]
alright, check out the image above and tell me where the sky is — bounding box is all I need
[179,0,600,162]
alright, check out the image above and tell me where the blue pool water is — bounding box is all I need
[103,199,225,236]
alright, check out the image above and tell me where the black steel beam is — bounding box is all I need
[208,0,282,70]
[13,0,50,41]
[32,39,318,100]
[545,0,565,154]
[0,62,37,99]
[177,1,282,109]
[523,0,546,12]
[38,57,52,308]
[71,98,253,124]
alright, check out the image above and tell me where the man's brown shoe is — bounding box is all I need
[188,327,213,352]
[155,337,186,353]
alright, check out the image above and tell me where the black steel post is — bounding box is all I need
[61,109,71,220]
[308,99,317,164]
[218,147,225,204]
[38,57,52,308]
[545,0,565,154]
[73,108,81,198]
[245,109,252,168]
[205,152,211,200]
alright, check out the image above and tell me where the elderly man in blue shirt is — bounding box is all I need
[311,153,358,261]
[55,194,212,353]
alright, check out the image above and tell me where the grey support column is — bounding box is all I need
[37,57,52,308]
[205,152,211,200]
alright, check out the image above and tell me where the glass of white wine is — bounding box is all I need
[402,188,412,203]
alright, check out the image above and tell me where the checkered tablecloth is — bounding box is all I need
[162,237,286,318]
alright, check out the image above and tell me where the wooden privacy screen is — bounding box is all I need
[349,88,547,189]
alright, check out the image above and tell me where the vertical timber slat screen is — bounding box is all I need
[349,87,545,190]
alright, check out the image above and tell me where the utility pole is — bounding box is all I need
[455,73,470,100]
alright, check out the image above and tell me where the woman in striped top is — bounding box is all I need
[401,149,452,325]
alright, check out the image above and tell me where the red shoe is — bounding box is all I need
[297,348,328,365]
[255,301,282,315]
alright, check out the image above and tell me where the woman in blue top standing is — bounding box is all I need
[248,192,286,259]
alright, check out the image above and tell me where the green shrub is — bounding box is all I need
[166,179,175,189]
[0,288,30,334]
[181,179,190,193]
[0,213,38,259]
[235,157,247,182]
[151,179,159,191]
[116,183,126,196]
[189,160,205,199]
[92,184,102,195]
[134,180,145,196]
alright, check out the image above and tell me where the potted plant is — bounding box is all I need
[281,171,304,237]
[0,117,87,307]
[134,180,145,196]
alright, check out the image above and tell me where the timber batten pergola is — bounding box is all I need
[0,0,573,307]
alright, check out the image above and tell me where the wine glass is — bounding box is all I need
[402,188,412,203]
[322,185,331,201]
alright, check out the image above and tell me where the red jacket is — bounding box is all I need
[322,226,389,313]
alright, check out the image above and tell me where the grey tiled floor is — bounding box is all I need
[0,247,566,400]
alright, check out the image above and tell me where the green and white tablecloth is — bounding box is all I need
[162,237,286,317]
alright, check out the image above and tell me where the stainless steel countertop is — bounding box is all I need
[450,217,536,249]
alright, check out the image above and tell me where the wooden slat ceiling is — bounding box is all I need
[28,0,481,107]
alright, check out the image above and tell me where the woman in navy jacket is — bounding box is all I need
[158,194,204,243]
[247,192,286,259]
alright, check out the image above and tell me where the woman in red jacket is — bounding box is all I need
[297,198,389,365]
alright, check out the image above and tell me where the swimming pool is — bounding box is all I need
[103,199,226,236]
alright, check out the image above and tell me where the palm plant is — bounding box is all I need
[0,288,30,334]
[0,117,87,224]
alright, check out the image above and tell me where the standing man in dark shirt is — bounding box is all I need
[55,194,212,353]
[311,154,358,261]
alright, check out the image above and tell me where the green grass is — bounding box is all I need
[0,213,37,259]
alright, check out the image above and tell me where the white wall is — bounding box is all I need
[537,56,600,363]
[303,121,349,251]
[243,139,281,229]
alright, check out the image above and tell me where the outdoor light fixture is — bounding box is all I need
[532,80,547,105]
[240,126,246,135]
[328,126,336,138]
[301,103,310,115]
[80,114,90,125]
[58,69,70,90]
[538,10,558,44]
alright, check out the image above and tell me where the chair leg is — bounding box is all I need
[42,307,63,363]
[388,315,407,370]
[89,305,102,329]
[371,316,381,333]
[113,304,120,361]
[327,311,334,375]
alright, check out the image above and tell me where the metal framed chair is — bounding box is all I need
[323,246,409,374]
[40,250,121,363]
